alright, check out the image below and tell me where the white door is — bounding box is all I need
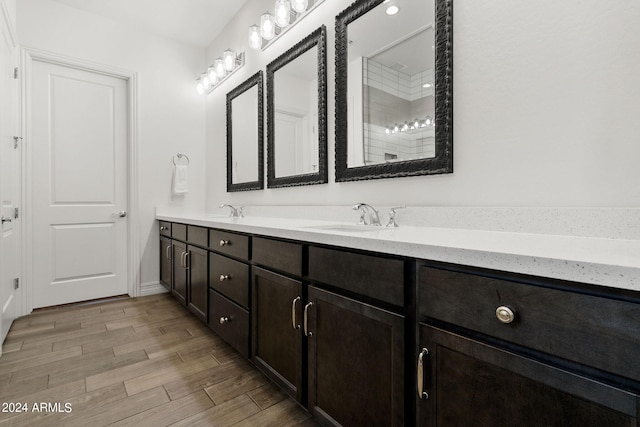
[0,18,20,344]
[31,60,128,308]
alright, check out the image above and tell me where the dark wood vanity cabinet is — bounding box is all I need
[307,286,405,427]
[159,220,639,427]
[417,264,640,426]
[251,266,303,400]
[168,225,208,322]
[159,235,172,291]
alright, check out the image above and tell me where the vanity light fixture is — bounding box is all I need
[385,116,435,134]
[195,50,245,95]
[248,0,324,51]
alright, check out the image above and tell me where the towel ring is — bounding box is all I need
[173,153,190,166]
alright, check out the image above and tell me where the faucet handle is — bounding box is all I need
[238,207,244,218]
[386,205,406,227]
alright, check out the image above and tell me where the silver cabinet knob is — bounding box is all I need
[219,316,230,324]
[118,211,127,218]
[219,274,231,282]
[219,239,230,247]
[496,306,516,324]
[160,226,167,231]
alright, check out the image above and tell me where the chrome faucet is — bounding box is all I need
[219,204,243,218]
[386,205,406,227]
[352,203,381,226]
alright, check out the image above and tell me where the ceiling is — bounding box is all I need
[50,0,251,47]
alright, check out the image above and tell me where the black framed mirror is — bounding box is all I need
[267,25,327,188]
[226,71,264,192]
[335,0,453,181]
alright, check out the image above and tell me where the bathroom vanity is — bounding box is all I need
[157,213,640,427]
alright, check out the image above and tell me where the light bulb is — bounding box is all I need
[261,12,276,40]
[402,122,409,132]
[215,58,225,79]
[196,79,204,95]
[414,119,420,128]
[275,0,291,28]
[291,0,308,13]
[223,49,236,72]
[248,25,262,50]
[385,127,390,135]
[393,124,399,133]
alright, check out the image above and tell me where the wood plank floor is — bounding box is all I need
[0,294,317,426]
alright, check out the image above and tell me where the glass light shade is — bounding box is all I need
[248,25,262,50]
[223,49,236,72]
[207,67,219,85]
[196,79,204,95]
[261,12,276,40]
[291,0,308,13]
[214,58,226,79]
[275,0,291,27]
[202,73,211,91]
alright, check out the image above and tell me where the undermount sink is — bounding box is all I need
[303,224,393,233]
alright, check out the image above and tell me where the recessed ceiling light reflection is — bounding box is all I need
[386,5,399,15]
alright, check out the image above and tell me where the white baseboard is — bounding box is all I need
[140,281,169,296]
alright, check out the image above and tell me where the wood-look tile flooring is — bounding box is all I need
[0,294,316,426]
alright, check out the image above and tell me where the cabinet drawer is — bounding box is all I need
[252,237,302,276]
[209,229,249,260]
[172,223,187,241]
[187,225,208,247]
[159,221,171,237]
[209,253,249,308]
[308,247,404,306]
[419,266,640,382]
[208,290,249,358]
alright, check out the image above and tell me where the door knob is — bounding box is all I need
[118,211,127,217]
[1,216,12,224]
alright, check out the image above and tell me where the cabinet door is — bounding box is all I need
[187,245,208,323]
[159,236,172,291]
[418,323,639,427]
[251,267,303,401]
[307,286,404,427]
[172,240,187,306]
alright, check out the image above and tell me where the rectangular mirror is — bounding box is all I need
[267,25,327,188]
[335,0,453,181]
[227,71,264,192]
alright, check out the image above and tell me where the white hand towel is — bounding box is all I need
[173,164,189,194]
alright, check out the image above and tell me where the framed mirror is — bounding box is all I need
[227,71,264,192]
[335,0,453,181]
[267,25,327,188]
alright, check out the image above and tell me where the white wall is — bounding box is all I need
[17,0,207,289]
[205,0,640,209]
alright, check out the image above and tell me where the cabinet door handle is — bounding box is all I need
[417,348,429,400]
[291,296,301,330]
[184,252,190,270]
[303,302,314,337]
[219,239,230,247]
[219,274,231,282]
[166,245,171,260]
[180,251,185,268]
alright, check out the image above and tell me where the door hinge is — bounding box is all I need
[13,278,19,290]
[13,136,22,149]
[13,67,18,79]
[14,207,19,219]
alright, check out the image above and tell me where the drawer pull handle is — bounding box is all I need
[303,302,314,337]
[160,226,168,231]
[291,296,301,330]
[219,239,230,247]
[496,306,516,324]
[219,274,231,282]
[219,316,230,324]
[417,347,429,400]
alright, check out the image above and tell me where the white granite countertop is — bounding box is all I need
[156,211,640,293]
